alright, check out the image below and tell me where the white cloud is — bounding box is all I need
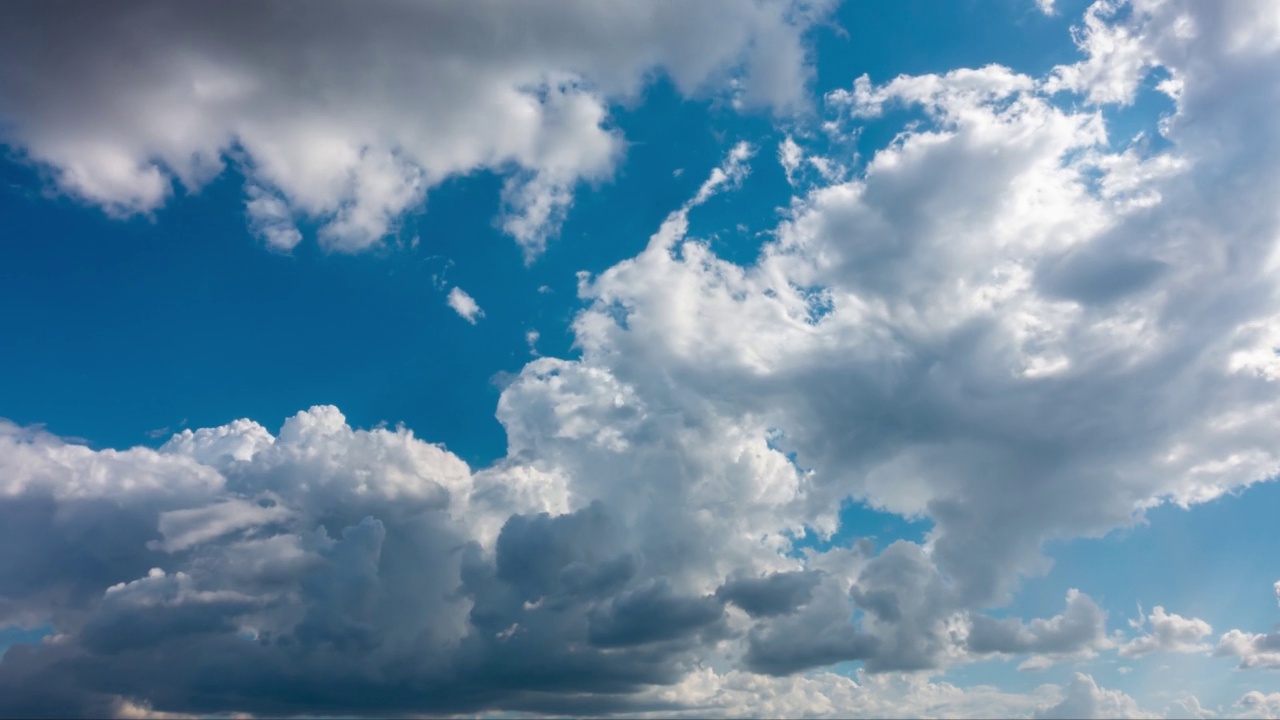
[1036,0,1057,16]
[447,287,484,324]
[4,1,1280,716]
[779,136,804,185]
[1237,692,1280,720]
[0,0,832,256]
[1120,605,1213,657]
[1164,694,1216,720]
[1034,673,1156,719]
[566,0,1280,675]
[1215,629,1280,670]
[634,667,1062,718]
[1044,0,1158,105]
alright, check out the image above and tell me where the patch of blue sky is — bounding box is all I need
[816,0,1087,97]
[0,625,50,662]
[788,497,934,558]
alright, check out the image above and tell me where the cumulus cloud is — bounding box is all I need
[0,0,831,256]
[1214,580,1280,670]
[1119,604,1213,657]
[1033,673,1156,719]
[1216,630,1280,670]
[4,0,1280,716]
[447,287,485,324]
[1237,691,1280,720]
[967,589,1113,670]
[576,0,1280,668]
[633,666,1063,718]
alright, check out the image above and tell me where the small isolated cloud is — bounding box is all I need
[1119,604,1213,657]
[526,329,540,356]
[1036,0,1056,16]
[778,136,803,185]
[447,287,483,324]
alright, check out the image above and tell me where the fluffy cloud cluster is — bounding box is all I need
[0,0,830,257]
[1121,605,1213,658]
[564,0,1280,677]
[1216,628,1280,670]
[3,0,1280,716]
[0,407,1160,718]
[1237,692,1280,720]
[1033,673,1157,719]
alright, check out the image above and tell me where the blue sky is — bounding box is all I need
[1,1,1279,718]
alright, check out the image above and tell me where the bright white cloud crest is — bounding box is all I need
[3,0,1280,717]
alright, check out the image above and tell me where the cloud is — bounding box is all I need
[967,589,1113,669]
[0,0,831,256]
[1119,604,1213,657]
[1033,673,1156,719]
[447,287,485,324]
[716,570,822,618]
[0,407,735,716]
[568,0,1280,677]
[1237,691,1280,720]
[633,666,1064,718]
[1215,629,1280,670]
[1213,580,1280,670]
[4,1,1280,716]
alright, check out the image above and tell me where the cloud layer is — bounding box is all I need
[3,0,1280,717]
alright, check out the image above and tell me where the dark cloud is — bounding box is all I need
[716,570,822,618]
[588,579,727,648]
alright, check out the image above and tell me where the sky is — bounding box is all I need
[1,0,1279,717]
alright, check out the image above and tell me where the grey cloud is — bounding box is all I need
[745,623,879,676]
[588,579,726,648]
[562,0,1280,685]
[740,562,879,675]
[494,500,635,606]
[0,494,165,629]
[4,2,1280,716]
[1036,244,1168,306]
[967,589,1110,659]
[716,570,822,617]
